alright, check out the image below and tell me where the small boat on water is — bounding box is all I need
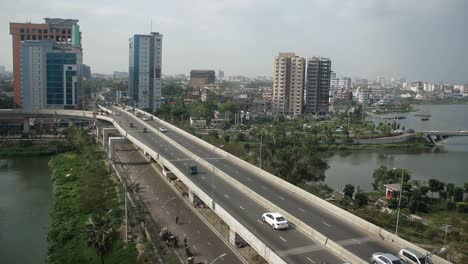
[394,116,406,120]
[421,117,430,121]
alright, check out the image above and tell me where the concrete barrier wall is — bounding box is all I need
[126,106,452,264]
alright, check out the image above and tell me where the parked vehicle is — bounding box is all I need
[398,248,429,264]
[370,253,403,264]
[143,128,147,133]
[262,212,289,229]
[129,122,134,128]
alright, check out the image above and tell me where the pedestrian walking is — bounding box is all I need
[175,216,179,224]
[184,237,187,247]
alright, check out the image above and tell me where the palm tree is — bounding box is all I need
[83,215,116,264]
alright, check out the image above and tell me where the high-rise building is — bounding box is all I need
[78,64,91,81]
[304,57,331,116]
[218,70,224,81]
[10,18,81,108]
[21,41,81,110]
[272,52,305,116]
[0,66,5,74]
[128,32,163,112]
[190,70,215,89]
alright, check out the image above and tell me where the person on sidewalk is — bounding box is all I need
[175,215,179,224]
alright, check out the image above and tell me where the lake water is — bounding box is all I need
[324,104,468,191]
[0,156,52,264]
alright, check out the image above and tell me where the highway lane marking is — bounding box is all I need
[201,176,206,180]
[155,197,159,200]
[261,185,267,190]
[321,221,331,227]
[257,219,263,224]
[298,207,305,212]
[247,177,254,182]
[192,245,197,249]
[279,196,285,200]
[239,205,245,210]
[336,237,371,246]
[204,260,207,264]
[207,242,211,246]
[279,236,287,243]
[224,194,230,199]
[306,257,316,263]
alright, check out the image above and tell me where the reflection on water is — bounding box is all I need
[0,156,51,264]
[324,104,468,191]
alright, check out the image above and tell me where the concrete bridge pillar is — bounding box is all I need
[23,118,30,134]
[188,189,195,205]
[108,137,126,161]
[102,128,120,150]
[229,228,245,248]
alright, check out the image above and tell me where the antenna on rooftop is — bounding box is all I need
[150,18,153,32]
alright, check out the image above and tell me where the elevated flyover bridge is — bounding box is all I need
[0,107,451,264]
[420,130,468,144]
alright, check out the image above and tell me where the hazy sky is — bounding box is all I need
[0,0,467,82]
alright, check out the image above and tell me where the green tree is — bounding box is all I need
[428,179,445,199]
[446,183,455,199]
[354,192,369,207]
[83,215,116,264]
[372,166,411,191]
[343,184,355,198]
[453,187,464,202]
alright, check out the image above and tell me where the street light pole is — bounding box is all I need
[209,253,227,264]
[160,197,176,228]
[259,129,263,169]
[395,168,404,236]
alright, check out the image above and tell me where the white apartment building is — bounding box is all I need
[128,32,163,112]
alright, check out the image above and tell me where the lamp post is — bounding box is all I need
[393,167,405,236]
[259,129,263,169]
[209,253,227,264]
[160,197,176,228]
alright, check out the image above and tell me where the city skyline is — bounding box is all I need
[1,0,467,83]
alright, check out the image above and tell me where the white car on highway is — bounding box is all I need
[159,127,168,132]
[262,212,289,229]
[142,116,152,121]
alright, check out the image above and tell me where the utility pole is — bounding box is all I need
[395,168,404,236]
[259,129,263,169]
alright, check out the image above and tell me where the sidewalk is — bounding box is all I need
[113,142,244,264]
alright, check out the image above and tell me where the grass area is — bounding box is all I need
[47,145,138,264]
[0,140,73,157]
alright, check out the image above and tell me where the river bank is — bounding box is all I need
[47,143,137,264]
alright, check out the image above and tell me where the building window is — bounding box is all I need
[44,29,48,34]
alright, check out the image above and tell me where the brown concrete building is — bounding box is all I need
[190,70,215,90]
[9,18,81,107]
[272,52,305,116]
